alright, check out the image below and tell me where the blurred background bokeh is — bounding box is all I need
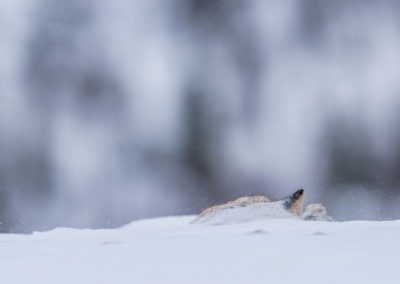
[1,0,400,232]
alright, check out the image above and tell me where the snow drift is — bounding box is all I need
[1,215,399,284]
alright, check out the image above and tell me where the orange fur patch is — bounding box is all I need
[288,193,304,216]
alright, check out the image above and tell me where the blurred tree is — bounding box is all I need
[324,117,379,185]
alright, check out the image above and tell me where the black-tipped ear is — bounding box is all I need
[283,189,304,211]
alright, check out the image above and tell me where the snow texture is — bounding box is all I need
[1,216,399,284]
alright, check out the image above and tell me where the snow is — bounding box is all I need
[1,216,399,284]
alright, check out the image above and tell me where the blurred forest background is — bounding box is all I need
[1,0,400,232]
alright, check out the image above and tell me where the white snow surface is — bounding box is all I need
[1,216,399,284]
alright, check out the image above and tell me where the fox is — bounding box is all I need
[192,189,333,224]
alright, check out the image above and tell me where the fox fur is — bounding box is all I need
[194,189,332,223]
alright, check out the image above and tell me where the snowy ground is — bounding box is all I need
[1,216,399,284]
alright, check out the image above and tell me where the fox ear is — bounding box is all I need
[283,189,304,216]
